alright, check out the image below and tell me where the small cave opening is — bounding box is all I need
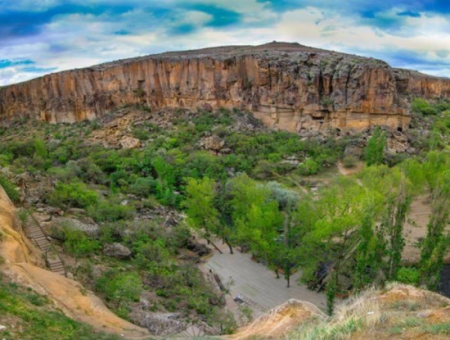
[397,127,403,132]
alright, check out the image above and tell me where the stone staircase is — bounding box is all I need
[24,213,66,276]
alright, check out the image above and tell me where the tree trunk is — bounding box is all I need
[226,240,234,254]
[206,237,223,254]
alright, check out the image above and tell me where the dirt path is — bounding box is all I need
[202,242,326,316]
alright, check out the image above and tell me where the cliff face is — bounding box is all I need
[1,42,450,132]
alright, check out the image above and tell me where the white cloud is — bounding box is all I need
[1,2,450,86]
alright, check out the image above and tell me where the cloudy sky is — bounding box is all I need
[1,0,450,85]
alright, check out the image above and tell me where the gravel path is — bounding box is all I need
[203,245,326,313]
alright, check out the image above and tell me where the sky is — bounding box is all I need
[0,0,450,86]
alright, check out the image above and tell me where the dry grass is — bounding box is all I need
[286,283,450,340]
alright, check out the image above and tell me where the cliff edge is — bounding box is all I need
[1,42,450,132]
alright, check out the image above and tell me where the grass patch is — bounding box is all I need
[0,277,118,340]
[422,322,450,335]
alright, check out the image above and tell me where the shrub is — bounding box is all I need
[95,270,143,309]
[50,182,99,208]
[412,98,438,116]
[131,128,150,141]
[297,158,320,176]
[396,267,420,285]
[0,153,12,167]
[0,175,19,202]
[88,200,135,222]
[128,177,156,197]
[342,155,357,169]
[62,228,100,260]
[412,98,430,115]
[34,138,48,159]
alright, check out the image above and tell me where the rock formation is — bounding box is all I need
[1,42,450,133]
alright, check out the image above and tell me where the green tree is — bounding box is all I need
[35,138,48,159]
[184,177,223,253]
[153,156,177,206]
[364,127,386,166]
[419,171,450,290]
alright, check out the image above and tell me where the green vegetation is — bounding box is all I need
[0,175,19,202]
[364,127,386,166]
[412,98,450,116]
[0,275,118,340]
[2,105,450,333]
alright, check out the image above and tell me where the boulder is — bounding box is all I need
[344,144,363,159]
[198,135,224,152]
[51,217,100,239]
[120,136,141,149]
[103,243,131,259]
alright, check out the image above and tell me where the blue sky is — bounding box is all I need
[0,0,449,85]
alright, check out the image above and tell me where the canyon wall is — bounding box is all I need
[1,42,450,132]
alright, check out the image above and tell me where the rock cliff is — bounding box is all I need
[1,42,450,132]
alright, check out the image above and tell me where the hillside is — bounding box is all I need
[230,284,450,339]
[1,42,450,133]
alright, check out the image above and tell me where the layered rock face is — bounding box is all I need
[1,42,450,132]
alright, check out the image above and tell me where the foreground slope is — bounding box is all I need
[231,284,450,339]
[1,42,450,132]
[0,186,149,338]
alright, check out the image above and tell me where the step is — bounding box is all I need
[47,259,62,265]
[30,234,46,239]
[50,263,64,268]
[27,231,45,237]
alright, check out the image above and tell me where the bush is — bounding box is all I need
[412,98,438,116]
[88,200,135,222]
[62,228,100,260]
[95,271,143,309]
[34,138,48,159]
[50,182,99,208]
[342,156,357,169]
[297,158,320,176]
[128,177,156,197]
[0,175,19,202]
[396,267,420,285]
[412,98,430,115]
[131,127,150,141]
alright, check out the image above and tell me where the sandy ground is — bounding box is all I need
[202,242,326,319]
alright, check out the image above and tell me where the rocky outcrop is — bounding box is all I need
[103,242,131,259]
[1,42,450,133]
